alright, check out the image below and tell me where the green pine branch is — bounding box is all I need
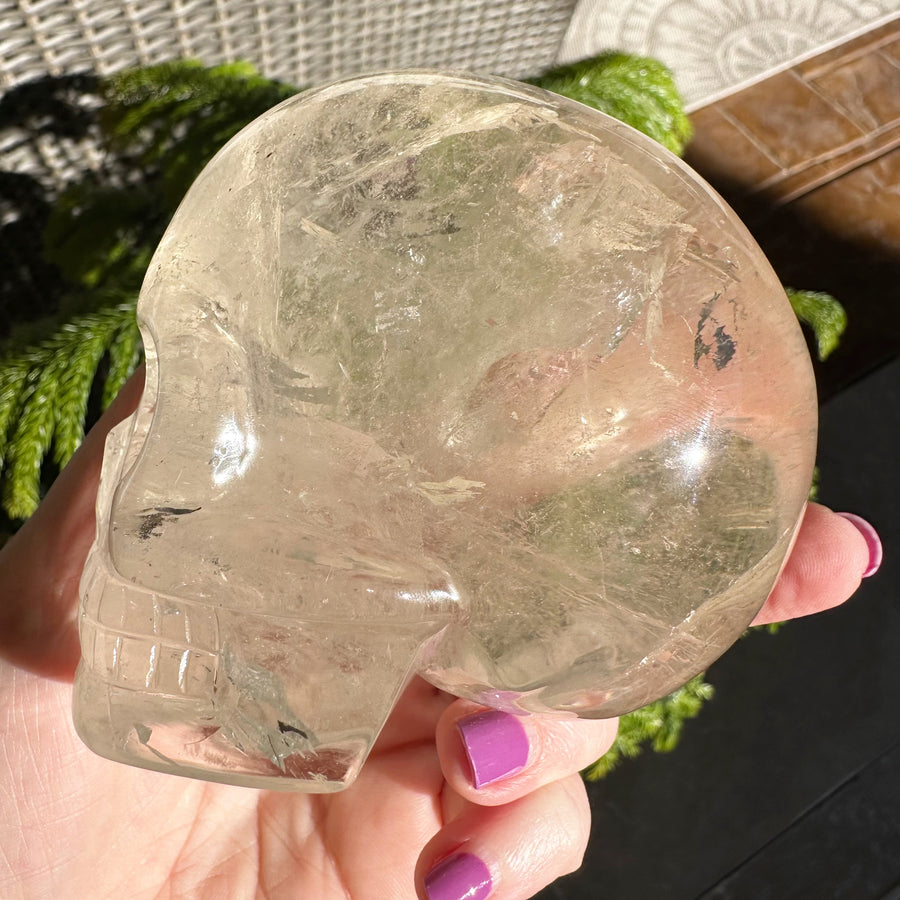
[43,61,298,296]
[786,288,847,361]
[1,61,295,520]
[0,301,139,519]
[533,52,693,156]
[101,60,297,211]
[583,674,715,779]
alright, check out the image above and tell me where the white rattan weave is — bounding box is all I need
[1,0,579,89]
[0,0,582,192]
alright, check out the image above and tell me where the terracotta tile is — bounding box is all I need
[791,147,900,256]
[813,51,900,132]
[684,106,782,188]
[721,71,865,170]
[880,35,900,67]
[758,124,900,203]
[796,18,900,78]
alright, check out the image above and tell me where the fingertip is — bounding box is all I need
[754,503,880,625]
[835,512,883,578]
[456,709,529,789]
[423,851,493,900]
[416,775,591,900]
[436,701,527,803]
[437,699,617,808]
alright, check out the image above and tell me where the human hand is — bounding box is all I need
[0,370,880,899]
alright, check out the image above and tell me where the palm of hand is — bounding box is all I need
[2,664,452,899]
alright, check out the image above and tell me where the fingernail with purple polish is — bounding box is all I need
[457,709,529,788]
[837,513,883,578]
[424,852,492,900]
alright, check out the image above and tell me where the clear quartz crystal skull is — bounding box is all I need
[73,71,816,791]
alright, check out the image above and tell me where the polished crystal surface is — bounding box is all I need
[73,71,817,791]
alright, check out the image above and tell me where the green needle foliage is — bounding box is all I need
[0,302,139,519]
[583,675,715,780]
[786,288,848,361]
[0,55,844,776]
[2,61,296,521]
[100,60,296,212]
[532,52,693,156]
[43,61,296,294]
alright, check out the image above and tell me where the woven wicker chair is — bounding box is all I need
[0,0,579,89]
[3,0,895,193]
[0,0,583,186]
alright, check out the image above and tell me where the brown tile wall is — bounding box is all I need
[687,19,900,209]
[683,17,900,397]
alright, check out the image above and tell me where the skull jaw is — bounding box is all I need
[74,550,447,792]
[73,665,375,791]
[73,668,362,791]
[72,625,434,792]
[74,401,457,791]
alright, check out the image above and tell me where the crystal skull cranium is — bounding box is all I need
[73,71,817,791]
